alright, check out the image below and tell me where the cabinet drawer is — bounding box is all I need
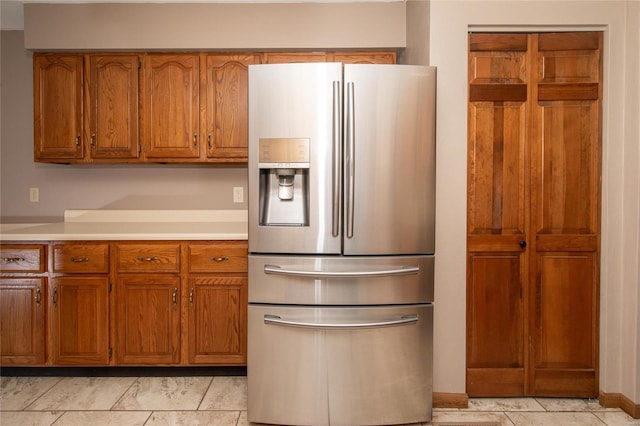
[53,243,109,273]
[0,245,46,273]
[188,242,248,273]
[117,243,180,273]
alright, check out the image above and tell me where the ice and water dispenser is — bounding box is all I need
[258,138,310,226]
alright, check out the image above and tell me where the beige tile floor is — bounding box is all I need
[1,375,639,426]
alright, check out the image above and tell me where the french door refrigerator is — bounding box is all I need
[248,62,436,426]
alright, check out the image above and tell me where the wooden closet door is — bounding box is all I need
[529,32,602,397]
[467,33,530,396]
[467,32,602,398]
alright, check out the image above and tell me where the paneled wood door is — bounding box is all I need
[142,54,200,159]
[203,54,260,161]
[116,275,181,365]
[467,32,602,397]
[33,54,84,161]
[49,277,109,365]
[86,54,140,160]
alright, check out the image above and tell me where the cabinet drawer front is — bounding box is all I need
[53,243,109,273]
[188,243,248,273]
[0,245,46,273]
[117,243,180,273]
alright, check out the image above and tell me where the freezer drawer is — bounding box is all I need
[249,254,434,305]
[247,304,433,426]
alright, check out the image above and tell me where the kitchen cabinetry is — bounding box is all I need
[466,32,602,397]
[34,53,141,163]
[50,243,110,365]
[186,242,247,364]
[33,51,394,164]
[264,51,396,64]
[142,54,200,160]
[115,243,181,364]
[34,54,84,161]
[86,55,140,160]
[203,54,261,162]
[0,240,248,367]
[0,245,47,365]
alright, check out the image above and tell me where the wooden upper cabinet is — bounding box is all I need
[86,54,140,160]
[264,52,328,64]
[203,54,260,161]
[34,54,84,161]
[331,52,396,64]
[142,54,200,159]
[33,51,395,164]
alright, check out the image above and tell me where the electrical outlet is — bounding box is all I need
[233,187,244,203]
[29,187,39,202]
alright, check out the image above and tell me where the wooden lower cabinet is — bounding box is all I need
[187,276,247,365]
[0,278,46,365]
[0,240,247,367]
[116,275,181,365]
[49,276,109,365]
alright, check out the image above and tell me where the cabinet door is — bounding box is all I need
[34,54,84,161]
[116,275,180,364]
[86,54,140,160]
[204,54,259,161]
[263,52,328,63]
[50,277,109,365]
[331,52,396,64]
[187,276,247,364]
[0,278,46,365]
[142,54,200,159]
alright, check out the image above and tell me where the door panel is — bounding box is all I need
[467,31,601,397]
[248,304,432,426]
[33,54,84,160]
[248,63,343,255]
[87,54,140,159]
[344,65,436,255]
[0,278,46,365]
[249,255,434,306]
[143,54,200,158]
[116,276,180,364]
[536,101,600,234]
[50,277,109,365]
[328,305,432,425]
[205,54,259,160]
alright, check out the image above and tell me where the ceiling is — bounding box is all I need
[0,0,401,30]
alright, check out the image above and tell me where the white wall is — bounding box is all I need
[429,0,640,403]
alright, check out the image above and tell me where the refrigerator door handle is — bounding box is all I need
[263,314,419,329]
[263,264,419,278]
[332,81,342,237]
[345,81,355,239]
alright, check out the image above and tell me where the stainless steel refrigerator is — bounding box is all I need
[247,62,436,426]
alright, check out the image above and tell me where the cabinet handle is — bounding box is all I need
[71,256,90,263]
[209,256,229,262]
[172,287,178,305]
[35,288,41,306]
[2,257,25,263]
[193,132,198,147]
[90,133,96,147]
[137,256,159,262]
[75,134,81,146]
[52,287,58,307]
[207,133,212,149]
[189,287,194,305]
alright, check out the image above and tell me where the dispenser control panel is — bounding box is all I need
[258,138,310,168]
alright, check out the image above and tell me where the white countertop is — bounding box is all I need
[0,210,248,241]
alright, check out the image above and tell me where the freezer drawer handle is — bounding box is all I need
[263,314,419,329]
[263,264,419,278]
